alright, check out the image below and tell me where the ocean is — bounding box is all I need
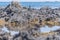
[0,2,60,8]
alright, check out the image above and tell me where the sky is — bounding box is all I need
[0,0,60,2]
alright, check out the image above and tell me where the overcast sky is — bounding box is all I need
[0,0,60,2]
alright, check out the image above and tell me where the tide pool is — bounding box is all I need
[0,25,60,35]
[40,26,60,33]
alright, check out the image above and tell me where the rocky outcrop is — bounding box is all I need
[0,1,60,40]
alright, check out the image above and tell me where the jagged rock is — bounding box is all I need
[0,1,60,40]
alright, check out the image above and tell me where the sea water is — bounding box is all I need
[0,2,60,8]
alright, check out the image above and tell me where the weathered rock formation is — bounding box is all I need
[0,1,60,40]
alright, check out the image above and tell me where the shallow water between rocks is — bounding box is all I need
[40,26,60,33]
[0,26,60,35]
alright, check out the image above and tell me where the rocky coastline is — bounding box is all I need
[0,1,60,40]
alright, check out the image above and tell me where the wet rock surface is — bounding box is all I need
[0,29,60,40]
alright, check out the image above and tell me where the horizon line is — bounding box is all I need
[0,1,60,2]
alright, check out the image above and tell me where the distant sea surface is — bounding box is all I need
[0,2,60,8]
